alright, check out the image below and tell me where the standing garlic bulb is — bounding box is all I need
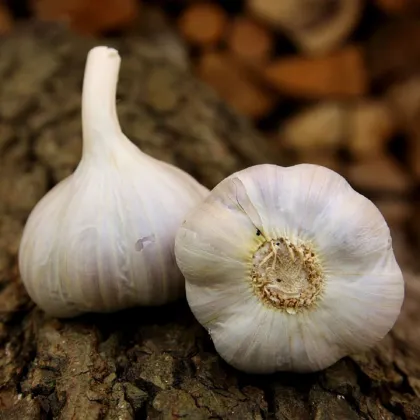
[175,164,404,373]
[18,46,208,318]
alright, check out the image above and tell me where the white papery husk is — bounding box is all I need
[18,47,208,318]
[175,164,405,373]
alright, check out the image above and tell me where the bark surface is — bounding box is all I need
[0,22,419,420]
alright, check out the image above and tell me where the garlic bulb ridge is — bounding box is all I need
[175,163,405,373]
[18,46,208,318]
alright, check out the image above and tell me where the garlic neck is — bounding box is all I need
[81,46,125,160]
[251,238,324,314]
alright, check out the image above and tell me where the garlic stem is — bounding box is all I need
[81,46,123,157]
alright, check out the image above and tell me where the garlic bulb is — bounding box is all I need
[18,46,208,318]
[175,164,404,373]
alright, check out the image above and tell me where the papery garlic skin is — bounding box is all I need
[175,164,404,373]
[18,46,208,318]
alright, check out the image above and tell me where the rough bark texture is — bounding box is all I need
[0,21,419,420]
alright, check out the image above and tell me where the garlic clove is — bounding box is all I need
[180,194,263,263]
[175,163,404,373]
[18,46,208,318]
[200,291,289,373]
[176,230,250,290]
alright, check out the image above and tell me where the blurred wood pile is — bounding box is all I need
[1,0,420,245]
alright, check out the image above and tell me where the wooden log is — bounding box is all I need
[348,100,397,159]
[347,156,413,194]
[281,99,397,161]
[246,0,362,55]
[367,19,420,88]
[197,50,276,119]
[386,77,420,181]
[0,2,13,34]
[279,102,346,152]
[407,137,420,181]
[177,2,228,46]
[374,0,412,13]
[226,16,274,65]
[31,0,140,35]
[264,46,368,98]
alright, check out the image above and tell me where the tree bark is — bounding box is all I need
[0,21,419,420]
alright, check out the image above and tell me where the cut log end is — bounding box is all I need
[0,3,13,34]
[31,0,140,35]
[264,46,368,98]
[227,16,274,64]
[178,2,228,46]
[197,51,276,119]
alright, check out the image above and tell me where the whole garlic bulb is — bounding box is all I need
[175,164,404,373]
[18,46,208,318]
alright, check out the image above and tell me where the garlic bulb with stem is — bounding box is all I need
[18,46,208,318]
[175,164,405,373]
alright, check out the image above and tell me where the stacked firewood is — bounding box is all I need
[171,0,419,238]
[1,0,419,238]
[173,0,420,239]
